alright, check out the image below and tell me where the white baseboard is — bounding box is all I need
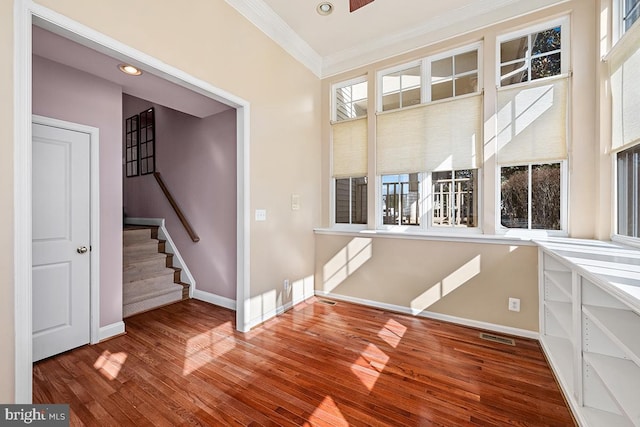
[99,321,126,341]
[314,291,539,340]
[193,289,237,311]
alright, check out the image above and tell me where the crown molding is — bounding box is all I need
[224,0,323,77]
[226,0,568,79]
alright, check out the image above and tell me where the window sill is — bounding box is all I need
[313,227,539,246]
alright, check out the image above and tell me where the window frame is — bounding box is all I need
[333,176,369,228]
[614,0,640,42]
[331,75,368,123]
[426,169,481,232]
[376,170,482,234]
[376,42,483,112]
[612,143,640,246]
[496,160,568,236]
[496,17,570,88]
[330,76,369,229]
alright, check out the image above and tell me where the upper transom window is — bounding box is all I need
[333,78,368,122]
[499,19,568,87]
[377,43,481,112]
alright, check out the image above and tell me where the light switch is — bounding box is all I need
[255,209,267,221]
[291,194,300,211]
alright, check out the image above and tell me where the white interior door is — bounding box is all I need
[32,121,91,362]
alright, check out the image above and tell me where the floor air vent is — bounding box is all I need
[317,299,336,306]
[479,332,515,346]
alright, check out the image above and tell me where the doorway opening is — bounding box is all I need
[14,0,251,403]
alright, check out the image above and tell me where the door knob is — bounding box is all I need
[77,246,88,254]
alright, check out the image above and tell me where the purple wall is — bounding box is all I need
[32,55,123,326]
[123,95,237,299]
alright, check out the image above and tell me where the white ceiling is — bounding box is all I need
[227,0,568,77]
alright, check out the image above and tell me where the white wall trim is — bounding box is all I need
[315,290,539,340]
[13,0,34,403]
[223,0,322,77]
[15,0,251,403]
[193,290,237,311]
[125,217,196,295]
[32,115,102,347]
[98,321,125,342]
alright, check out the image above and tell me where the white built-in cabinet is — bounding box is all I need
[537,239,640,427]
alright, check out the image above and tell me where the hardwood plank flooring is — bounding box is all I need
[33,298,576,426]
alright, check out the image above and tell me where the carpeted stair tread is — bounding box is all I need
[122,225,188,317]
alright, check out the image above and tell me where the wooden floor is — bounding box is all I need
[33,298,575,426]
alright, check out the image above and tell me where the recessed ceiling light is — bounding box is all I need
[118,64,142,76]
[317,2,333,15]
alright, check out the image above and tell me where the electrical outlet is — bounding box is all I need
[508,297,521,312]
[283,279,290,292]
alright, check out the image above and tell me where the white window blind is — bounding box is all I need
[332,117,368,178]
[497,77,568,164]
[376,94,482,174]
[610,36,640,151]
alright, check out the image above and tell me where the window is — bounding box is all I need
[624,0,640,31]
[336,177,367,225]
[125,107,156,177]
[431,169,478,227]
[499,24,564,86]
[332,77,369,226]
[430,50,478,101]
[125,114,139,177]
[376,45,482,233]
[381,174,420,226]
[334,79,368,121]
[617,144,640,238]
[500,163,562,230]
[378,44,481,112]
[381,64,421,111]
[138,108,155,175]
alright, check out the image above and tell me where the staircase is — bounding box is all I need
[123,226,188,317]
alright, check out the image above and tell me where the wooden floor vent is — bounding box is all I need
[317,299,337,306]
[479,332,515,346]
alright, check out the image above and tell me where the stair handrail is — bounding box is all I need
[153,172,200,242]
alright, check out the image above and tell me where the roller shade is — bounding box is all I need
[497,77,568,164]
[376,94,482,174]
[332,117,368,178]
[610,37,640,151]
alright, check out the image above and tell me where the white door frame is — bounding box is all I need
[32,114,101,355]
[14,0,252,403]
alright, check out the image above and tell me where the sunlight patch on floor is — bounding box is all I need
[305,396,348,427]
[377,318,407,348]
[182,321,236,375]
[350,343,389,391]
[93,350,127,380]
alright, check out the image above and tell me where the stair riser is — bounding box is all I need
[123,274,176,295]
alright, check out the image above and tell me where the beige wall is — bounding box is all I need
[315,235,539,331]
[317,1,597,332]
[1,0,321,401]
[30,0,322,322]
[0,0,14,404]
